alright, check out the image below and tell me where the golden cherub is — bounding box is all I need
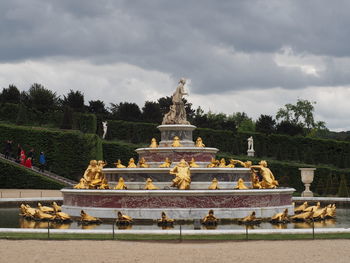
[189,157,199,168]
[208,178,219,190]
[159,157,172,168]
[234,178,249,190]
[172,136,182,147]
[127,158,137,168]
[149,138,158,148]
[144,178,159,190]
[114,177,127,190]
[138,157,150,168]
[195,137,205,147]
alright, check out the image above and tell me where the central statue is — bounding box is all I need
[162,78,190,125]
[170,159,191,189]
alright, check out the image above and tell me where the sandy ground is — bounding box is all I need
[0,240,350,263]
[0,189,62,198]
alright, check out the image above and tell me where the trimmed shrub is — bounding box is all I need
[0,124,102,180]
[102,140,139,168]
[0,159,64,189]
[0,103,19,122]
[73,113,97,134]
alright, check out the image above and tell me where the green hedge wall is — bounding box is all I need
[102,140,140,168]
[0,124,102,180]
[0,103,19,122]
[0,159,65,189]
[104,120,350,169]
[73,113,97,134]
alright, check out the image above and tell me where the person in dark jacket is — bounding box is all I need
[39,152,46,172]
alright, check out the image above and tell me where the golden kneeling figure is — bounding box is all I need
[170,159,191,190]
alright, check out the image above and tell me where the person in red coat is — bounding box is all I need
[24,157,32,168]
[20,150,26,165]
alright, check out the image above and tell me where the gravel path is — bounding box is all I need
[1,239,350,263]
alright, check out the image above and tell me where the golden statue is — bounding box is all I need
[304,202,320,212]
[157,211,174,225]
[218,158,226,168]
[149,138,158,148]
[232,160,252,168]
[189,157,200,168]
[74,178,89,189]
[144,178,159,190]
[116,211,133,224]
[127,158,137,168]
[80,210,102,224]
[234,178,249,190]
[38,203,54,214]
[159,157,172,168]
[170,159,191,190]
[52,202,61,212]
[239,211,261,224]
[208,178,220,190]
[19,204,27,217]
[226,159,235,168]
[312,208,327,221]
[73,160,101,189]
[138,157,150,168]
[325,204,336,218]
[202,209,218,225]
[250,160,279,189]
[114,177,127,190]
[114,159,126,168]
[34,210,55,221]
[98,177,110,189]
[207,158,219,168]
[291,211,314,221]
[270,209,289,223]
[251,173,262,189]
[172,136,182,147]
[294,202,308,213]
[54,208,72,222]
[90,167,105,188]
[22,204,36,219]
[195,137,205,147]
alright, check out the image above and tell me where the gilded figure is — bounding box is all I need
[138,157,150,168]
[116,211,133,224]
[80,210,102,224]
[195,137,205,147]
[208,178,219,190]
[270,209,289,223]
[114,159,126,168]
[189,157,199,168]
[144,178,159,190]
[226,159,235,168]
[234,178,249,190]
[149,138,158,148]
[218,158,226,168]
[159,157,172,168]
[114,177,128,190]
[202,209,218,225]
[127,158,137,168]
[207,158,219,168]
[294,202,308,213]
[172,136,182,147]
[250,160,279,189]
[157,211,174,225]
[170,159,191,190]
[239,211,261,224]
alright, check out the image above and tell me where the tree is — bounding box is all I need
[237,119,255,132]
[60,106,73,129]
[276,99,317,129]
[276,120,304,136]
[88,100,108,115]
[0,85,20,104]
[62,90,85,112]
[230,112,251,128]
[141,101,162,123]
[25,83,59,125]
[255,115,276,134]
[109,102,142,121]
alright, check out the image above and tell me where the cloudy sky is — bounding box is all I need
[1,0,350,131]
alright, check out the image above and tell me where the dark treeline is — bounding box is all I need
[0,83,337,139]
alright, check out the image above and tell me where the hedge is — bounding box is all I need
[0,103,19,123]
[104,120,350,169]
[102,140,140,168]
[73,113,97,134]
[0,158,65,189]
[0,124,102,180]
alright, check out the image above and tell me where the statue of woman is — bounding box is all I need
[170,159,191,190]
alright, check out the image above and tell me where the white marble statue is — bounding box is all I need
[102,121,108,139]
[247,136,254,151]
[162,78,190,125]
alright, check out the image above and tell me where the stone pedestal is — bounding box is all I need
[158,124,196,147]
[247,149,255,157]
[299,168,316,197]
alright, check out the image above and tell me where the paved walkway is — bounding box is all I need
[0,189,62,198]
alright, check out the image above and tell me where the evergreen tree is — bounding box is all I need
[337,175,349,197]
[60,106,73,129]
[0,84,20,104]
[141,101,162,123]
[255,114,276,134]
[109,102,142,121]
[62,90,85,112]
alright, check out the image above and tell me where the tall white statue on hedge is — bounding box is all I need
[247,136,255,157]
[102,121,108,139]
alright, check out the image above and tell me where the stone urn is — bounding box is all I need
[299,168,316,197]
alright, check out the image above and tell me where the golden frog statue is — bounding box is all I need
[34,210,55,221]
[325,204,336,218]
[240,211,261,224]
[291,211,314,221]
[304,202,320,212]
[157,211,174,224]
[38,202,54,214]
[144,178,159,190]
[189,157,199,168]
[52,202,61,212]
[208,178,219,190]
[202,209,218,225]
[138,157,150,168]
[114,159,126,168]
[218,158,226,168]
[116,211,133,224]
[195,137,205,147]
[270,209,289,223]
[250,160,279,189]
[294,202,308,213]
[54,208,72,222]
[159,157,172,168]
[312,208,327,221]
[207,158,219,168]
[127,158,137,168]
[234,178,249,190]
[170,159,191,190]
[80,210,102,224]
[149,138,158,148]
[226,159,235,168]
[172,136,182,147]
[98,177,110,189]
[114,177,127,190]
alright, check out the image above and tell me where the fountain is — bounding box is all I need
[61,78,295,220]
